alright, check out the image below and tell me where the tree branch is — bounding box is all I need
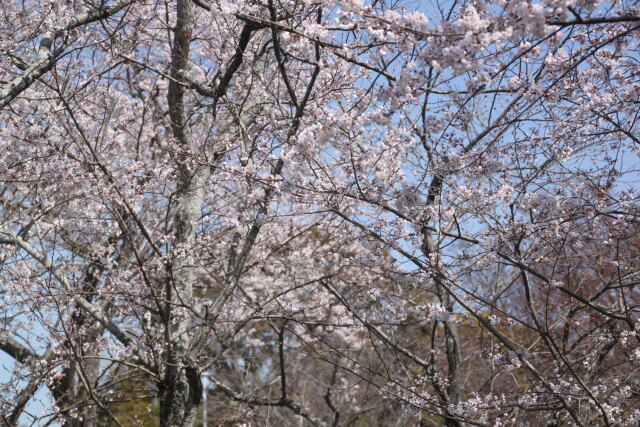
[0,232,153,371]
[213,379,328,427]
[0,0,134,110]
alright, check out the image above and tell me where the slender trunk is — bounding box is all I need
[441,302,461,427]
[159,166,207,426]
[162,0,205,424]
[422,229,462,427]
[59,265,102,427]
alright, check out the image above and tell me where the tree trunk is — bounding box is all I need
[159,366,202,427]
[161,0,206,424]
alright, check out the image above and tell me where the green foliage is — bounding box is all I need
[97,378,159,426]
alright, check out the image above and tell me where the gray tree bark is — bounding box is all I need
[161,0,205,424]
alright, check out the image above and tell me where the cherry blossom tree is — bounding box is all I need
[1,0,639,425]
